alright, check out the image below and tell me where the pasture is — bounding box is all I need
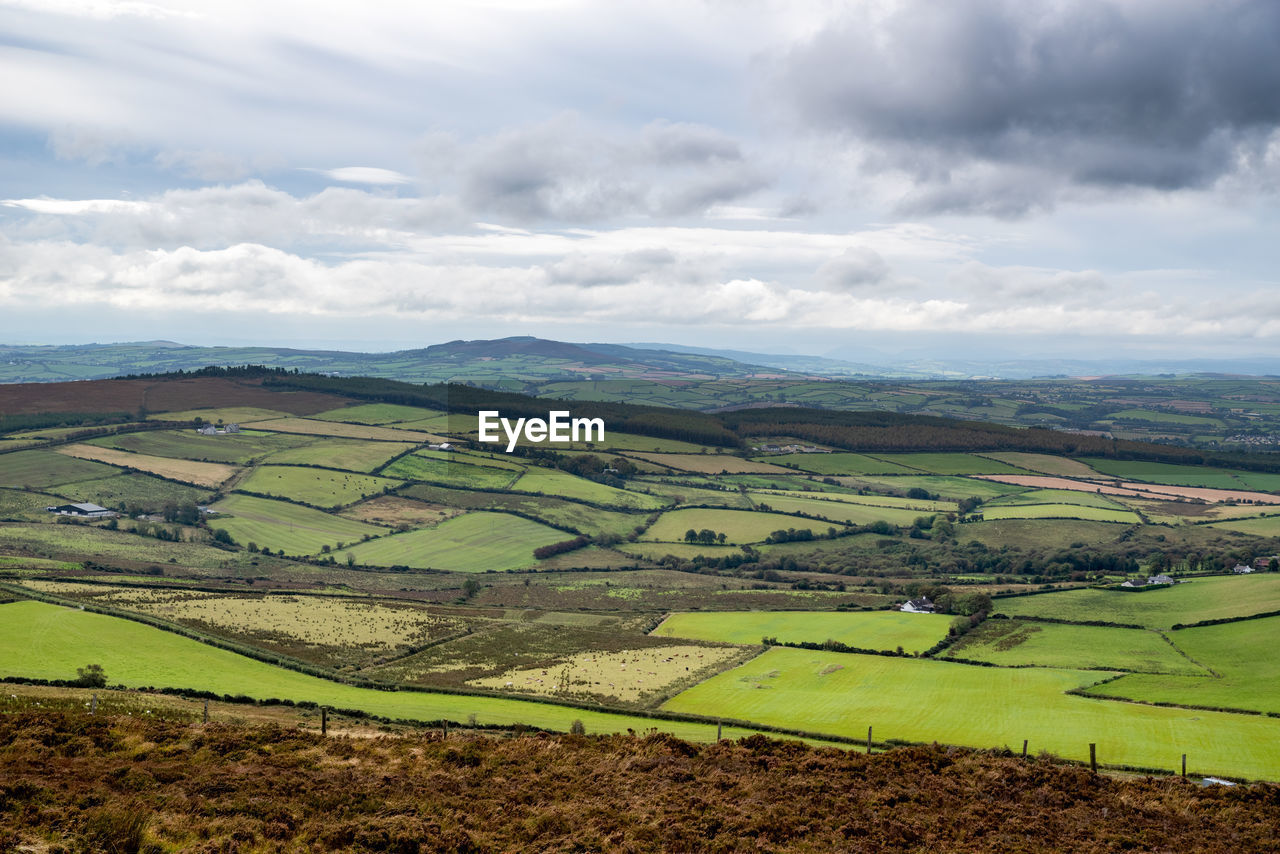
[945,620,1206,675]
[245,417,440,443]
[661,646,1280,780]
[980,504,1141,524]
[209,494,385,555]
[1085,615,1280,714]
[977,453,1103,479]
[0,524,242,569]
[86,429,312,464]
[340,511,567,572]
[624,453,796,474]
[0,600,759,741]
[1206,514,1280,537]
[381,453,520,490]
[0,449,119,489]
[1081,459,1280,493]
[759,453,918,476]
[745,493,929,526]
[57,444,238,488]
[51,473,213,510]
[261,438,416,473]
[652,611,950,654]
[512,467,669,510]
[984,489,1127,510]
[865,453,1027,476]
[848,475,1027,501]
[309,402,443,424]
[236,466,402,509]
[992,575,1280,628]
[644,508,847,545]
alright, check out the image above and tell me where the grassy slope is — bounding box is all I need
[341,511,568,571]
[653,611,951,654]
[1085,614,1280,714]
[0,600,756,741]
[944,620,1206,675]
[209,494,385,555]
[644,508,847,545]
[981,504,1141,523]
[662,646,1280,780]
[993,575,1280,628]
[260,438,417,473]
[236,466,402,508]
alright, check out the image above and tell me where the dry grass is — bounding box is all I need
[338,495,462,527]
[56,444,237,488]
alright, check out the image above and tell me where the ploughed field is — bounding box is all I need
[5,374,1280,785]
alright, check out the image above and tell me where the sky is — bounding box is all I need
[2,0,1280,363]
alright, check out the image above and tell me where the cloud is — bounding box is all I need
[772,0,1280,212]
[815,247,889,291]
[429,114,770,222]
[313,166,413,186]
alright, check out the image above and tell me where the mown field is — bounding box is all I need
[661,646,1280,780]
[208,493,386,555]
[945,619,1206,675]
[653,611,951,654]
[339,511,568,571]
[57,444,237,488]
[992,575,1280,628]
[236,465,402,508]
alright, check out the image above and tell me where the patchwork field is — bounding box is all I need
[309,402,443,424]
[865,453,1028,476]
[340,511,568,572]
[1084,615,1280,714]
[0,524,242,569]
[643,508,847,545]
[745,493,936,526]
[244,417,440,443]
[624,453,796,474]
[49,473,213,510]
[57,444,238,488]
[236,466,402,509]
[381,453,520,490]
[86,429,313,464]
[758,453,918,476]
[0,600,758,741]
[1082,459,1280,493]
[977,453,1103,479]
[993,575,1280,628]
[661,646,1280,779]
[945,620,1206,674]
[512,467,669,510]
[260,437,416,472]
[208,493,385,555]
[980,504,1141,524]
[0,449,119,489]
[653,611,951,654]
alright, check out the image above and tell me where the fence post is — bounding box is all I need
[867,726,873,753]
[321,707,328,736]
[89,693,97,715]
[716,720,722,741]
[1089,743,1097,773]
[1022,739,1028,758]
[1182,754,1187,778]
[202,699,208,724]
[442,719,448,739]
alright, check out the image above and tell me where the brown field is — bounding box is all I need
[0,376,343,416]
[972,474,1280,505]
[4,708,1280,853]
[623,452,797,474]
[339,495,462,527]
[243,417,444,443]
[55,444,238,488]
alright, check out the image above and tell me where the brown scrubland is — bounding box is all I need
[3,709,1280,853]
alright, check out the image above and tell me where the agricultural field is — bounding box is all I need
[381,453,520,490]
[863,453,1028,476]
[338,495,461,528]
[0,448,119,489]
[845,474,1027,501]
[661,646,1280,780]
[49,473,213,511]
[632,480,756,509]
[395,484,647,538]
[208,494,386,555]
[1205,514,1280,537]
[0,600,757,741]
[643,508,848,545]
[623,453,796,474]
[1084,615,1280,714]
[757,453,918,476]
[56,444,238,488]
[976,453,1103,479]
[979,504,1142,524]
[236,465,402,509]
[0,487,71,520]
[746,492,936,526]
[1081,459,1280,493]
[992,575,1280,628]
[260,437,416,472]
[244,417,440,443]
[308,402,443,424]
[511,467,669,510]
[653,611,951,654]
[0,523,247,569]
[86,428,313,464]
[945,620,1206,675]
[983,489,1128,510]
[339,511,569,572]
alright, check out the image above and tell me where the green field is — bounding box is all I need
[381,453,520,490]
[662,646,1280,780]
[758,453,918,476]
[644,508,847,545]
[624,453,796,475]
[1206,515,1280,536]
[236,466,402,509]
[653,611,950,654]
[993,575,1280,628]
[50,473,213,510]
[758,490,955,512]
[340,511,568,572]
[209,494,386,555]
[977,453,1104,479]
[980,503,1141,524]
[0,600,760,742]
[745,493,930,526]
[512,467,669,510]
[850,475,1027,501]
[0,524,241,569]
[984,489,1127,510]
[86,429,312,464]
[261,438,417,473]
[0,449,119,489]
[1107,409,1224,426]
[945,620,1206,674]
[396,483,648,539]
[1081,459,1280,492]
[309,402,443,424]
[865,453,1028,476]
[1085,615,1280,714]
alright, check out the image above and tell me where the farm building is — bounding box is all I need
[427,442,453,451]
[45,502,116,518]
[1148,574,1176,585]
[900,596,936,613]
[1234,564,1255,574]
[196,425,218,435]
[1252,556,1278,570]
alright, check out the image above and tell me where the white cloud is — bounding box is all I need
[313,166,413,186]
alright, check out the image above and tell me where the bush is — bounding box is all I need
[74,664,106,689]
[77,805,149,854]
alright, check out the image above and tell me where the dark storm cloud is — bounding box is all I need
[774,0,1280,210]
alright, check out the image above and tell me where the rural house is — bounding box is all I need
[1147,574,1176,585]
[196,425,217,435]
[1234,564,1255,574]
[900,596,936,613]
[1252,556,1278,570]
